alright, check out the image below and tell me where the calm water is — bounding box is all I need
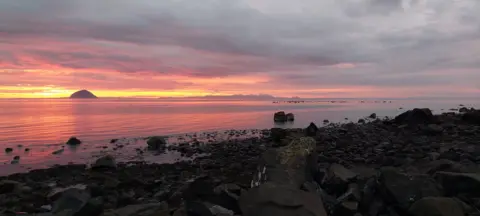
[0,98,478,175]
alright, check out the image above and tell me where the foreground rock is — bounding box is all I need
[91,155,117,170]
[409,197,464,216]
[394,108,434,126]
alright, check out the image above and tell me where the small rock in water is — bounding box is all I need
[323,119,330,124]
[358,119,365,124]
[66,137,82,145]
[24,148,30,152]
[274,111,287,122]
[110,139,118,143]
[286,113,295,121]
[369,113,377,119]
[17,144,23,148]
[13,155,20,160]
[4,148,13,153]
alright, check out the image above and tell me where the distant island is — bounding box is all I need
[70,90,98,99]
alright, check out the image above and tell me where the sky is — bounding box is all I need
[1,0,480,98]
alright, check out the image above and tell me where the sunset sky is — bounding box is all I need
[1,0,480,98]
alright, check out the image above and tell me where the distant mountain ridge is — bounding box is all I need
[70,90,98,99]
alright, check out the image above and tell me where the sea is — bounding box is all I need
[0,98,478,175]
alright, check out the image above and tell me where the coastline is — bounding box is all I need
[1,108,480,215]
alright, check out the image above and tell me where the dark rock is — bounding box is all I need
[52,188,103,216]
[91,155,116,170]
[52,149,65,155]
[239,183,328,216]
[70,90,98,99]
[323,163,358,196]
[438,150,462,162]
[462,110,480,125]
[66,137,82,145]
[251,137,317,189]
[369,113,377,119]
[13,155,20,160]
[147,136,167,151]
[324,119,330,124]
[425,159,469,175]
[423,124,443,135]
[0,180,21,194]
[409,197,464,216]
[305,123,318,137]
[286,113,295,121]
[25,148,30,152]
[358,119,365,124]
[270,128,287,142]
[4,148,13,153]
[378,168,442,212]
[334,201,359,216]
[459,107,469,113]
[435,172,480,197]
[274,111,287,122]
[394,108,434,126]
[110,139,118,143]
[102,202,169,216]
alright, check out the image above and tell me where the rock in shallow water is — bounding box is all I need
[91,155,117,170]
[274,111,287,122]
[4,147,13,153]
[66,137,82,145]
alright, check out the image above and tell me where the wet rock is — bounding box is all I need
[274,111,287,122]
[13,155,20,160]
[102,202,169,216]
[435,172,480,197]
[251,137,317,189]
[369,113,377,119]
[459,107,469,113]
[286,113,295,121]
[323,119,330,124]
[25,148,30,152]
[378,168,442,212]
[409,197,464,216]
[239,183,328,216]
[305,123,318,137]
[147,136,167,151]
[270,128,287,142]
[358,119,365,124]
[4,148,13,153]
[52,149,64,155]
[323,163,358,196]
[92,155,117,170]
[110,139,118,144]
[394,108,434,126]
[67,137,82,145]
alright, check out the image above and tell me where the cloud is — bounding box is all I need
[0,0,480,97]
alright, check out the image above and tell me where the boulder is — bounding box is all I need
[67,137,82,145]
[286,113,295,121]
[409,197,464,216]
[52,188,103,216]
[305,123,318,137]
[0,180,22,194]
[274,111,287,122]
[147,136,167,151]
[434,172,480,197]
[462,110,480,125]
[378,168,442,212]
[102,202,169,216]
[394,108,434,126]
[250,137,317,189]
[239,183,328,216]
[369,113,377,119]
[322,163,358,196]
[423,124,443,135]
[91,155,116,170]
[459,107,469,113]
[270,128,287,142]
[4,147,13,153]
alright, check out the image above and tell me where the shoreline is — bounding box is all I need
[1,107,480,215]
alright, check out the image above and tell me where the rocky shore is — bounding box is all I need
[1,108,480,216]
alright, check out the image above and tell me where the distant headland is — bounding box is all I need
[69,90,98,99]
